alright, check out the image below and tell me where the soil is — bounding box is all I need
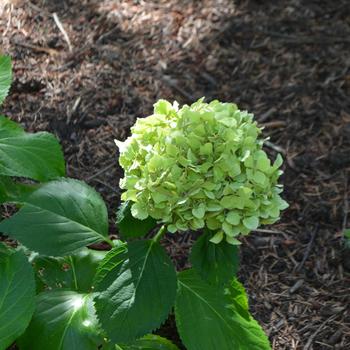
[1,0,350,349]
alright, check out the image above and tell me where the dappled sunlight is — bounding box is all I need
[96,0,235,73]
[1,1,349,348]
[71,295,85,310]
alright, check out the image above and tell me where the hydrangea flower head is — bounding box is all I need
[116,98,288,244]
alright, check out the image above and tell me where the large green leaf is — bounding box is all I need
[0,245,36,349]
[33,248,107,293]
[115,334,180,350]
[0,176,38,204]
[0,241,11,257]
[0,56,12,105]
[175,269,271,350]
[190,230,239,285]
[18,291,102,350]
[0,115,65,181]
[0,178,110,256]
[94,240,177,343]
[228,278,251,321]
[0,115,23,138]
[116,201,157,239]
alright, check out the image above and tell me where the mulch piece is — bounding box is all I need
[1,0,349,349]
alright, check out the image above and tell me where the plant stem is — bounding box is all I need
[152,225,166,243]
[69,256,78,291]
[105,236,116,248]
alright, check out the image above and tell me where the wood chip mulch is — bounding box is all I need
[1,0,349,349]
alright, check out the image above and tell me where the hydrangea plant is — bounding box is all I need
[116,98,288,244]
[1,55,284,350]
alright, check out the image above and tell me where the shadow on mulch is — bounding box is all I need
[1,0,350,349]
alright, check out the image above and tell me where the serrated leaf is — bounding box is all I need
[116,201,157,239]
[114,335,180,350]
[228,278,251,321]
[0,176,38,204]
[0,246,36,349]
[175,269,271,350]
[0,116,65,181]
[0,55,12,105]
[190,230,239,285]
[17,291,102,350]
[94,240,177,343]
[33,248,107,293]
[0,115,24,138]
[0,178,110,256]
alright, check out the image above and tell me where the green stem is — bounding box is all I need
[152,225,166,243]
[105,236,116,248]
[69,256,78,291]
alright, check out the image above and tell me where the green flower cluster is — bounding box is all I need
[116,98,288,244]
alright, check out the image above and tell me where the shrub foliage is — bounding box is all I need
[0,55,287,350]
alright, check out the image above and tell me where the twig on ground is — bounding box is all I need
[295,225,319,272]
[289,279,304,294]
[53,12,73,52]
[27,1,49,14]
[259,108,276,122]
[253,228,285,234]
[13,41,59,56]
[261,120,287,129]
[342,173,348,230]
[86,163,115,181]
[264,140,286,155]
[3,3,12,37]
[67,96,81,124]
[161,75,194,101]
[303,315,337,350]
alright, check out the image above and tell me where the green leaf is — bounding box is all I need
[0,115,65,181]
[131,202,149,220]
[115,335,180,350]
[256,152,270,173]
[0,241,11,257]
[0,115,24,138]
[117,201,157,239]
[0,178,110,256]
[0,246,36,349]
[192,204,206,219]
[18,291,102,350]
[190,230,239,285]
[94,240,177,343]
[226,211,240,225]
[209,231,224,244]
[175,269,271,350]
[0,56,12,105]
[344,229,350,239]
[33,248,107,293]
[228,278,251,321]
[0,176,38,204]
[242,216,259,230]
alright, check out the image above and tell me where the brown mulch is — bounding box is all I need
[1,0,350,349]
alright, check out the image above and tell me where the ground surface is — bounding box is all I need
[1,0,350,349]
